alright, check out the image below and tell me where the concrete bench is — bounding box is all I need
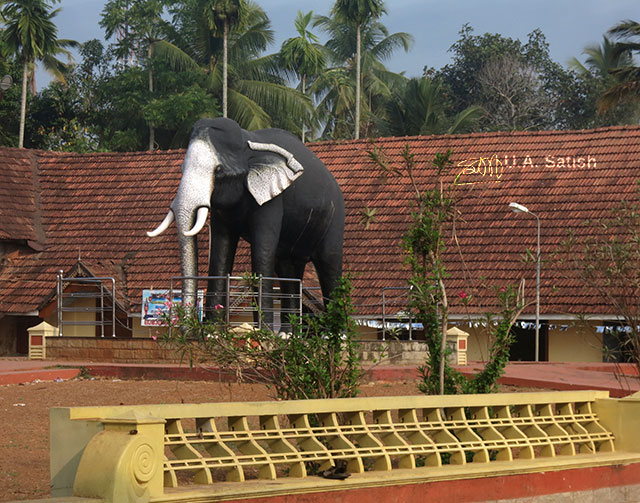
[50,390,640,503]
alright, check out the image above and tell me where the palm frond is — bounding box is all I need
[598,67,640,111]
[608,20,640,39]
[448,105,485,134]
[228,87,270,129]
[152,40,200,72]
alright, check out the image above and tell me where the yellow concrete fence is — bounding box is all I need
[50,390,640,503]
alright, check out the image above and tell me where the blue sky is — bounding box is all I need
[39,0,638,86]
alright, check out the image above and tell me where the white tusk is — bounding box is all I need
[184,207,209,236]
[147,210,175,237]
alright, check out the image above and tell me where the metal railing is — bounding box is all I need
[56,271,117,338]
[169,275,302,332]
[382,286,416,340]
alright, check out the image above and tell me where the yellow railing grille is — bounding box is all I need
[162,398,615,486]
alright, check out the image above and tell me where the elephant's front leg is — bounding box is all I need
[206,216,239,320]
[249,199,283,331]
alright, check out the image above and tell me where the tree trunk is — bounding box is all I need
[439,279,448,395]
[18,61,28,149]
[223,20,228,118]
[148,45,155,151]
[355,23,361,140]
[301,74,306,143]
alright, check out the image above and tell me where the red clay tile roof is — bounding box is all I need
[0,126,638,318]
[0,148,44,247]
[311,126,640,318]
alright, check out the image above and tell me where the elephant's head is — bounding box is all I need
[147,118,304,306]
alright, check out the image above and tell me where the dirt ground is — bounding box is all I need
[0,375,428,501]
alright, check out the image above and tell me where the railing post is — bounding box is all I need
[111,278,116,337]
[57,270,63,337]
[169,278,174,338]
[258,276,263,330]
[408,311,413,341]
[100,283,105,338]
[382,289,387,341]
[226,274,231,324]
[73,412,166,503]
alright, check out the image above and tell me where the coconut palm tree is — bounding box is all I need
[380,77,484,136]
[279,10,325,141]
[569,36,632,79]
[331,0,386,139]
[312,13,411,139]
[598,20,640,112]
[1,0,77,148]
[204,0,247,118]
[154,0,310,130]
[100,0,170,149]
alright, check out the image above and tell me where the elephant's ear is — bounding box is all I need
[246,141,304,206]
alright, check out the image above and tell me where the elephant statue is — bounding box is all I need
[147,118,345,328]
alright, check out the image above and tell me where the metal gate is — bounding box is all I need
[56,271,117,337]
[169,275,303,331]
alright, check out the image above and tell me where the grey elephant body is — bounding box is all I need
[150,118,344,324]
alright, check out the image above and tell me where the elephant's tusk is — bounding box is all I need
[147,210,175,237]
[184,207,209,236]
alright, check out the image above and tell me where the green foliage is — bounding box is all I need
[0,59,23,146]
[8,7,639,149]
[402,149,462,395]
[332,0,386,26]
[312,9,412,139]
[159,276,364,400]
[280,11,325,82]
[597,20,640,116]
[379,77,483,136]
[1,0,78,147]
[554,186,640,370]
[369,143,524,395]
[158,0,310,132]
[438,24,599,131]
[267,276,363,400]
[461,285,524,393]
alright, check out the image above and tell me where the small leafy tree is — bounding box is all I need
[160,275,365,400]
[368,143,525,394]
[555,187,640,372]
[369,144,458,394]
[460,284,525,394]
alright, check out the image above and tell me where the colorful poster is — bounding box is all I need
[141,289,204,326]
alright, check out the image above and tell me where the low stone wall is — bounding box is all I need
[46,337,183,363]
[46,337,433,365]
[359,340,428,366]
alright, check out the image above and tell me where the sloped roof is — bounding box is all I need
[312,126,640,317]
[0,126,638,318]
[0,148,44,247]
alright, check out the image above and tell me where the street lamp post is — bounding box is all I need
[509,202,541,362]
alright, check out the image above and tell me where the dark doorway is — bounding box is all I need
[509,322,549,361]
[602,323,634,363]
[16,317,41,355]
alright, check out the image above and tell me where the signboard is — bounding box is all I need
[456,153,598,186]
[141,289,204,326]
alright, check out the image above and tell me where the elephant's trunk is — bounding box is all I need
[149,132,218,308]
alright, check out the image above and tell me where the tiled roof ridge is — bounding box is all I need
[308,124,640,147]
[34,147,187,161]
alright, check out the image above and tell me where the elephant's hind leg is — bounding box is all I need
[275,259,306,333]
[312,244,343,309]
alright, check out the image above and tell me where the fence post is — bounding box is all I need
[57,270,63,337]
[73,412,166,503]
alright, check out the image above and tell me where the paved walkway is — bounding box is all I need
[1,357,639,397]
